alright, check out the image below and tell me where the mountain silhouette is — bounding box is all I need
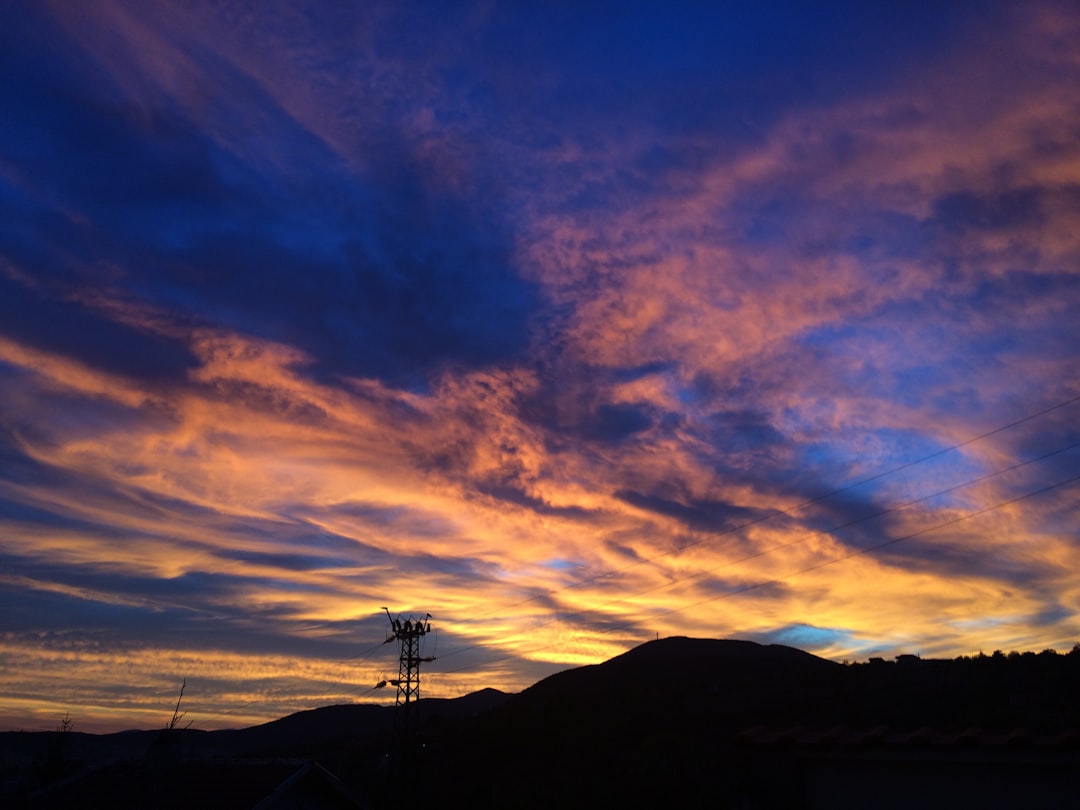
[7,638,1080,809]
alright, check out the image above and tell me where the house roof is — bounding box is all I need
[253,760,369,810]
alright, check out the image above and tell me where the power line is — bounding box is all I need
[440,393,1080,629]
[434,437,1080,665]
[433,466,1080,679]
[210,393,1080,719]
[666,470,1080,617]
[288,394,1079,707]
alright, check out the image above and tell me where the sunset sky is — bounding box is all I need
[2,0,1079,733]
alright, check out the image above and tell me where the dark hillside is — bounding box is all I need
[524,636,837,697]
[424,639,1080,808]
[425,638,846,806]
[8,641,1080,809]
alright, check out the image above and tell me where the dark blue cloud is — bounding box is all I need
[965,270,1080,338]
[615,489,764,533]
[1026,603,1073,628]
[353,2,1013,227]
[0,276,197,383]
[0,13,234,242]
[516,372,663,448]
[0,579,373,661]
[578,403,654,443]
[702,409,788,457]
[799,269,1080,408]
[0,6,541,389]
[455,1,1001,122]
[290,502,456,542]
[768,441,1080,585]
[220,509,507,586]
[0,580,174,637]
[932,188,1046,233]
[0,427,246,532]
[874,534,1062,590]
[0,494,109,538]
[0,554,239,611]
[737,192,928,265]
[610,361,674,383]
[474,483,598,520]
[215,549,356,573]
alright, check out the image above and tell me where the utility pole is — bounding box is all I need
[380,607,435,769]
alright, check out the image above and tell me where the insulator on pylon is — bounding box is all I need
[379,607,435,766]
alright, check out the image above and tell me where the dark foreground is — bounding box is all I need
[5,638,1080,809]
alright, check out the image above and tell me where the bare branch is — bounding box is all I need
[166,678,192,730]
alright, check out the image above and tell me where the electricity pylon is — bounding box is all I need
[380,607,435,766]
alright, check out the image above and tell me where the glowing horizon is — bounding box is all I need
[1,1,1079,733]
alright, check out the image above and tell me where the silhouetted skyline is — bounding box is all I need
[1,1,1078,732]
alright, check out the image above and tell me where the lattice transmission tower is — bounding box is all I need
[379,606,435,765]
